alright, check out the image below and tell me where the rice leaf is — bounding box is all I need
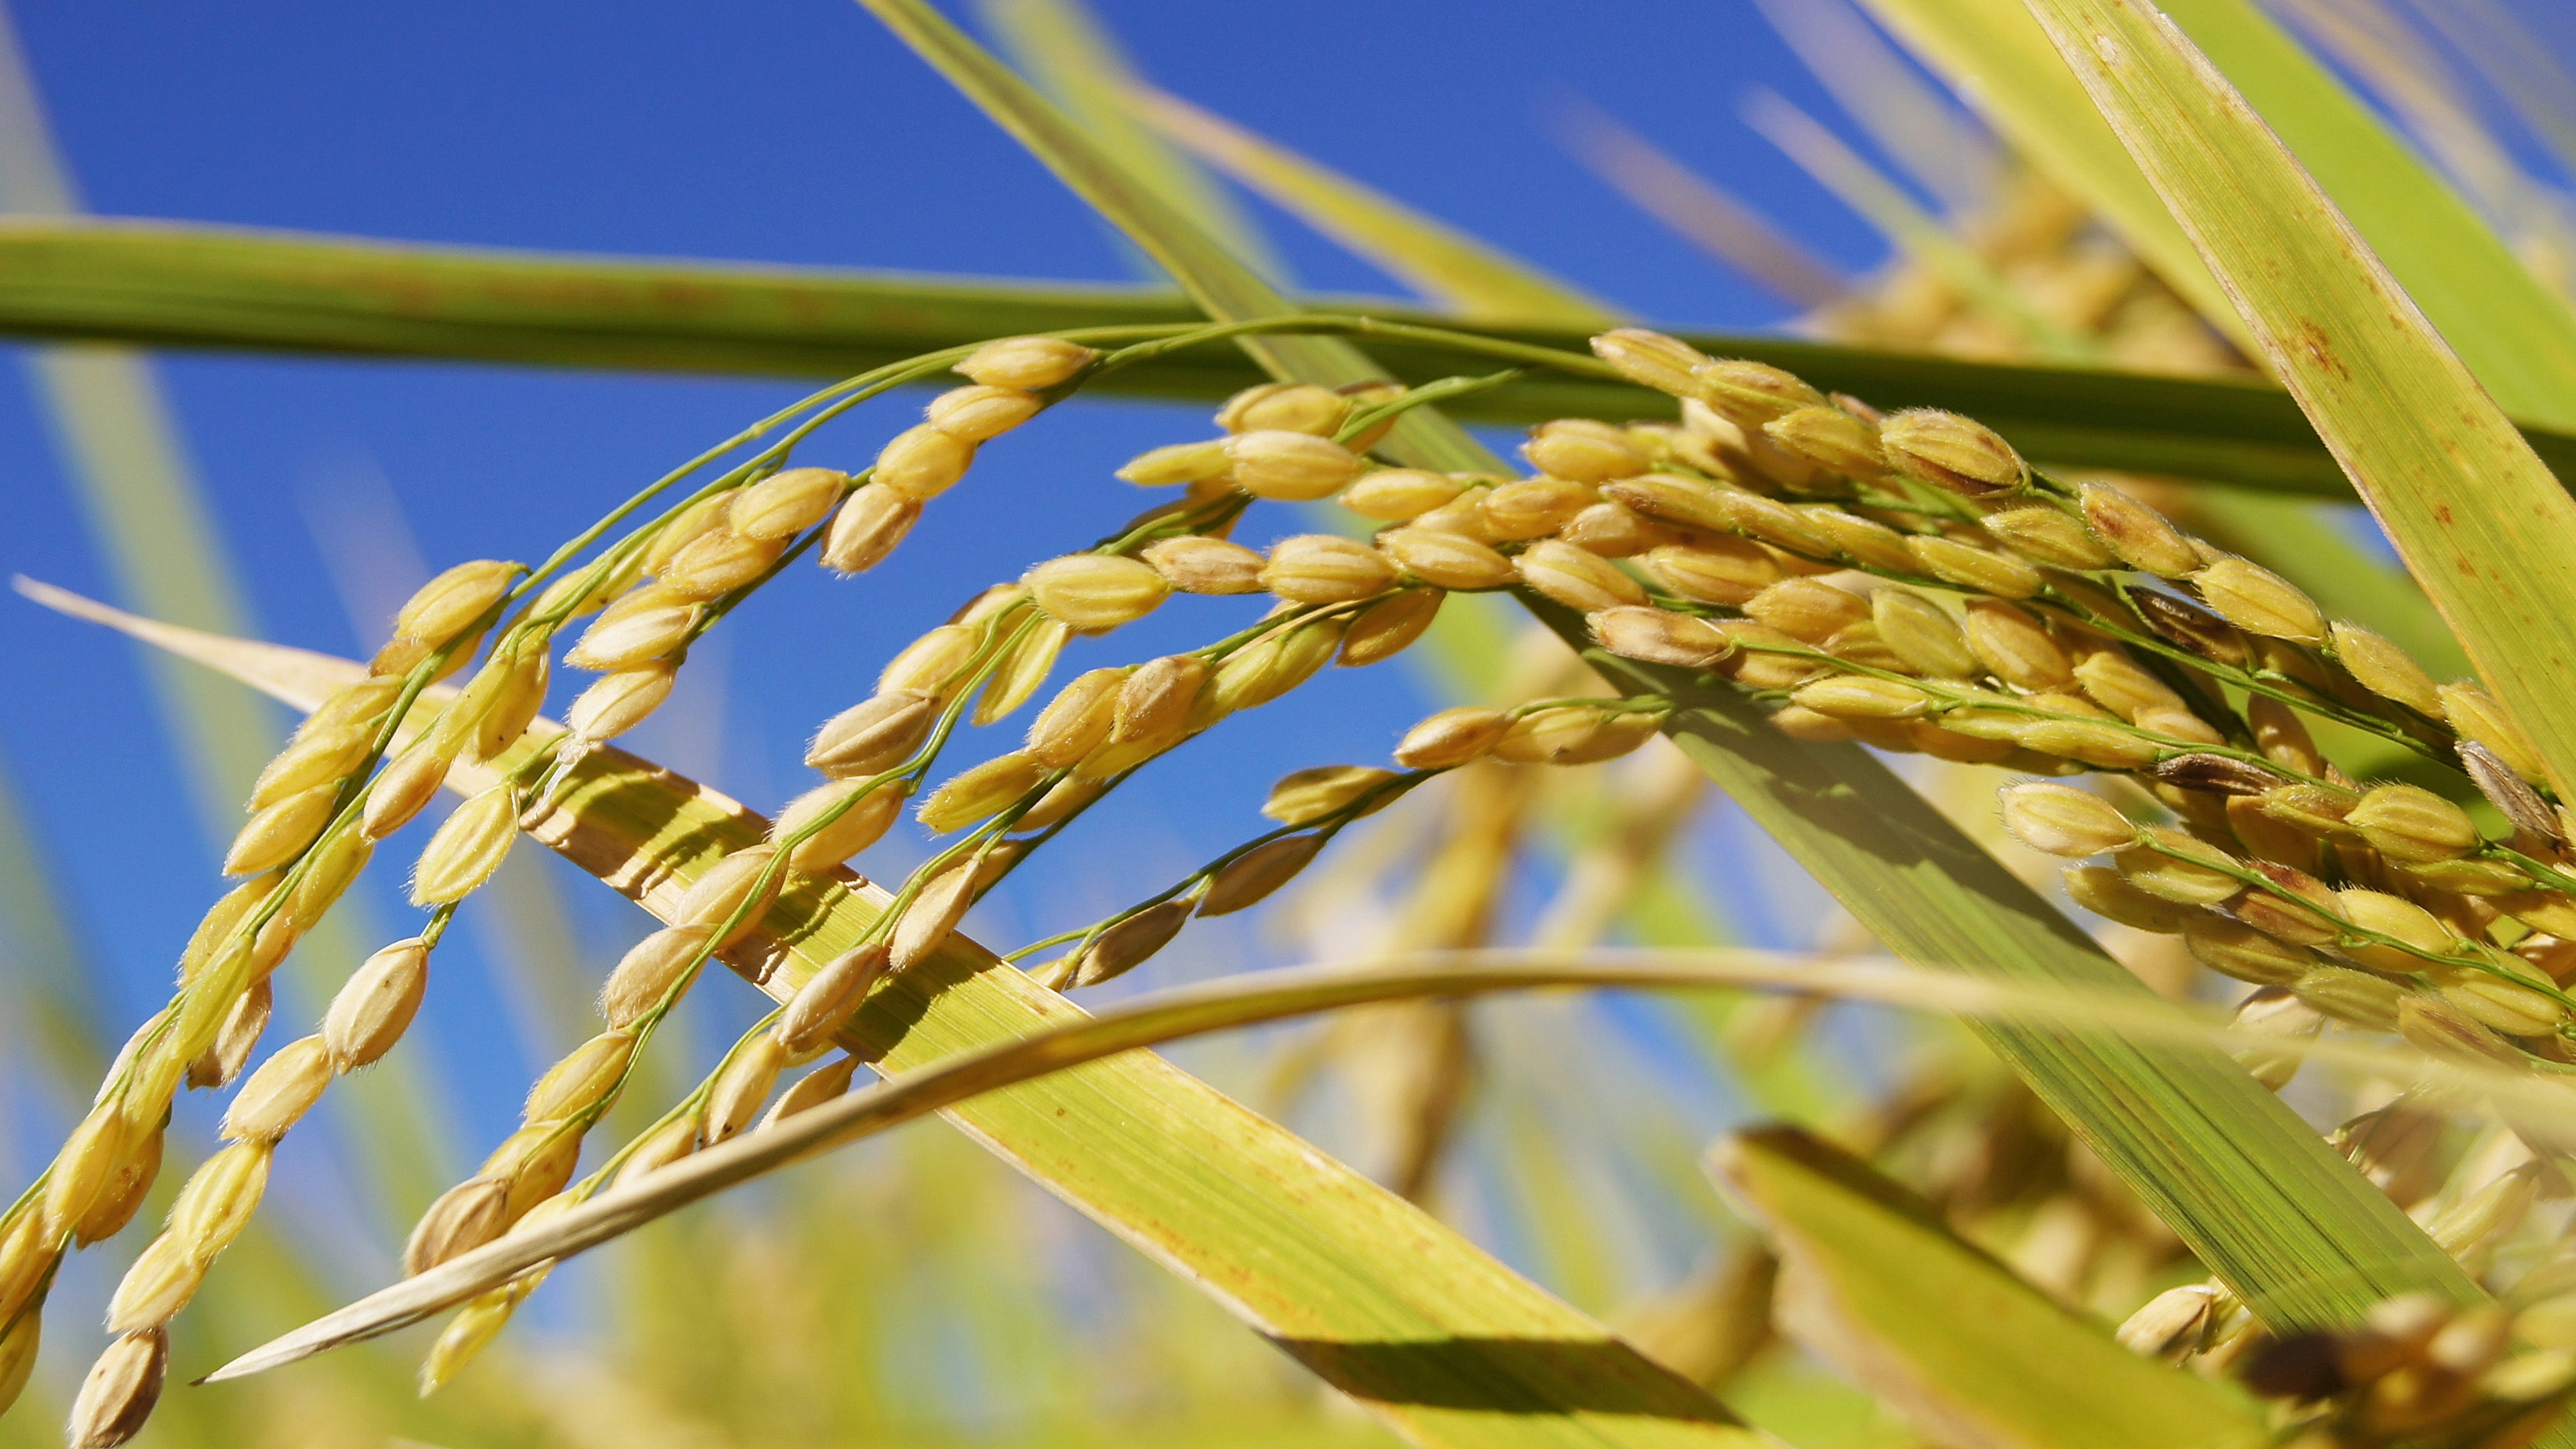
[848,0,2485,1330]
[47,589,1757,1446]
[16,218,2576,492]
[1717,1128,2267,1449]
[2025,0,2576,798]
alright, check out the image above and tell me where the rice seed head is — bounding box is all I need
[1762,405,1885,478]
[363,743,454,840]
[1556,499,1666,558]
[1215,382,1346,436]
[2396,994,2522,1068]
[1590,606,1730,670]
[221,1035,333,1142]
[1340,588,1444,667]
[1691,358,1825,428]
[0,1308,39,1420]
[957,335,1094,391]
[926,384,1042,443]
[1395,708,1513,769]
[1142,535,1266,594]
[676,846,784,948]
[2232,863,2341,945]
[706,1032,790,1144]
[659,522,784,600]
[1638,539,1780,606]
[2293,966,2406,1031]
[1377,526,1516,590]
[780,944,890,1054]
[1112,657,1209,752]
[919,752,1051,833]
[1026,553,1170,629]
[167,1140,270,1264]
[891,858,979,972]
[393,559,523,648]
[566,663,676,746]
[1523,419,1647,484]
[1905,533,2044,598]
[1262,765,1400,826]
[1074,900,1192,987]
[2462,741,2559,843]
[873,424,976,503]
[247,720,372,813]
[1258,534,1397,604]
[763,1056,862,1130]
[2063,864,2201,932]
[2191,557,2326,645]
[2115,828,2244,905]
[614,1117,702,1190]
[807,690,938,777]
[775,779,906,873]
[459,639,552,762]
[2120,1285,2218,1361]
[1962,600,2074,689]
[520,1030,636,1126]
[1880,410,2028,496]
[819,485,920,574]
[2347,785,2479,863]
[1225,431,1364,502]
[1978,504,2116,570]
[600,925,718,1028]
[2438,683,2547,784]
[186,977,272,1090]
[2185,916,2319,987]
[482,1130,579,1222]
[42,1104,130,1240]
[411,788,519,905]
[404,1176,511,1277]
[2336,889,2459,973]
[1517,539,1646,612]
[105,1232,203,1336]
[66,1327,165,1449]
[2434,965,2567,1037]
[1590,328,1707,396]
[1798,507,1917,573]
[2080,482,2198,578]
[1199,835,1327,917]
[74,1120,162,1248]
[1026,668,1126,769]
[1867,590,1972,679]
[1790,676,1931,720]
[221,781,337,877]
[1205,617,1344,718]
[1117,439,1232,488]
[1742,577,1869,643]
[1343,468,1466,521]
[1479,478,1596,541]
[564,598,700,672]
[975,618,1069,728]
[1491,708,1659,765]
[1999,782,2137,857]
[323,938,430,1070]
[878,624,980,700]
[1407,487,1505,543]
[724,466,845,541]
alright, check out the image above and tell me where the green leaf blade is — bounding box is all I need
[2025,0,2576,797]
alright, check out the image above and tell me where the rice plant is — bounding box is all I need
[13,1,2576,1446]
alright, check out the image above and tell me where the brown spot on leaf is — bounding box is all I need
[2296,319,2351,382]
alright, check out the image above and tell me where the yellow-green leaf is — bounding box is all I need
[1718,1128,2267,1449]
[2024,0,2576,797]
